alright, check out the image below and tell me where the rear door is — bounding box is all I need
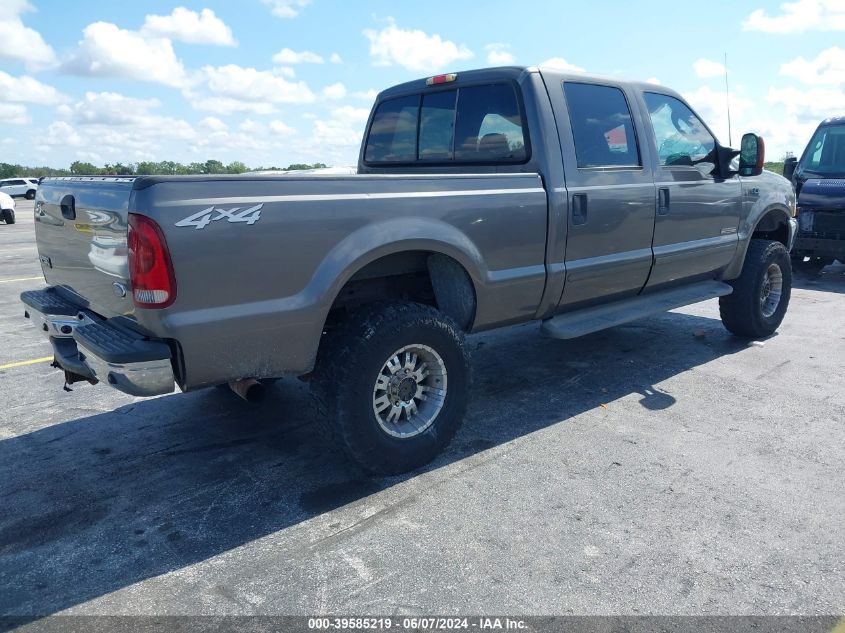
[2,179,25,196]
[638,92,741,289]
[548,80,657,310]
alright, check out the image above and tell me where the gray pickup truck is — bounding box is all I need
[21,66,797,474]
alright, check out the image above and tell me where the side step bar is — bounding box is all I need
[541,280,733,340]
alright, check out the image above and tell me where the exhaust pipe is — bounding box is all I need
[228,378,265,403]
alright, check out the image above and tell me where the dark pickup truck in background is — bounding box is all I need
[785,116,845,269]
[21,65,797,475]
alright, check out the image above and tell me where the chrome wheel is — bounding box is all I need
[760,263,783,318]
[372,344,447,438]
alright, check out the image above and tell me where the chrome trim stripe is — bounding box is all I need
[162,188,547,207]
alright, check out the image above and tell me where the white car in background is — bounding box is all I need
[0,177,38,199]
[0,190,15,224]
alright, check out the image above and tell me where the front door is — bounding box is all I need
[639,92,742,290]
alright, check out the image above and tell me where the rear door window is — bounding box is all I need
[563,82,641,168]
[364,83,527,164]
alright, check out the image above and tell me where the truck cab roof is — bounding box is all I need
[376,65,685,102]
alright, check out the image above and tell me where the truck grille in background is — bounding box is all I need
[799,211,845,239]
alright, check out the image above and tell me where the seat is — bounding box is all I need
[477,133,511,159]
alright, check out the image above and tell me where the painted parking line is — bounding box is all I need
[0,276,43,283]
[0,356,53,371]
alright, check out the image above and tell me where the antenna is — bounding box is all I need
[724,52,732,147]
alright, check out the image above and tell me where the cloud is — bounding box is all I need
[683,85,753,145]
[282,105,371,166]
[768,85,845,119]
[269,120,296,135]
[645,77,661,85]
[63,22,189,87]
[199,116,228,132]
[56,91,196,141]
[353,89,378,101]
[693,58,726,78]
[743,0,845,32]
[363,20,473,71]
[485,44,515,65]
[37,91,198,160]
[780,46,845,85]
[0,103,30,125]
[539,57,585,72]
[322,82,347,100]
[0,71,67,104]
[262,0,311,19]
[45,121,83,147]
[272,48,324,64]
[330,53,343,64]
[141,7,236,46]
[0,0,56,70]
[185,95,278,115]
[199,64,316,104]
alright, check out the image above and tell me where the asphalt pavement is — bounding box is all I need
[1,198,843,617]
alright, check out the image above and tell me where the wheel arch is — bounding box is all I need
[724,203,793,279]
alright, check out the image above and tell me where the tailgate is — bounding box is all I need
[34,177,136,319]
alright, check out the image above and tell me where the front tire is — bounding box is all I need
[312,302,471,476]
[720,239,791,338]
[2,209,14,224]
[25,189,35,200]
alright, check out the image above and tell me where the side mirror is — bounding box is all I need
[738,133,765,176]
[783,156,798,181]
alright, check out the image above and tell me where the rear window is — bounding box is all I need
[364,83,528,164]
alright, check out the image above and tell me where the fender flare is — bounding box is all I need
[724,203,793,279]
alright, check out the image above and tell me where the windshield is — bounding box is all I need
[798,124,845,177]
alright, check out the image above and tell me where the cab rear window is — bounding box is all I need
[364,83,528,165]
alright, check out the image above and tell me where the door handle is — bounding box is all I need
[572,193,588,225]
[658,188,670,215]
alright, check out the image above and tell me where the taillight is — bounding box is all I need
[128,213,176,308]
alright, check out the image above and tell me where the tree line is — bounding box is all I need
[0,160,328,179]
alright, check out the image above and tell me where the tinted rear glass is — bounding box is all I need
[364,95,419,163]
[563,82,641,168]
[364,83,527,164]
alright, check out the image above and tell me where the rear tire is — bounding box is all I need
[720,239,791,338]
[2,209,14,224]
[25,189,35,200]
[312,302,471,476]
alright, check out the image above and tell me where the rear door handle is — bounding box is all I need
[572,193,588,225]
[658,188,670,215]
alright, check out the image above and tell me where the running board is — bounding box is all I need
[541,280,733,340]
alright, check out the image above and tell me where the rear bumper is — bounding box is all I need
[21,287,175,397]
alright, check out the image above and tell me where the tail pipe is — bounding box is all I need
[228,378,266,403]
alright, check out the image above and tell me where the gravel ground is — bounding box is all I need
[1,199,843,617]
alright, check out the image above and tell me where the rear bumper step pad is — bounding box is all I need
[21,287,175,397]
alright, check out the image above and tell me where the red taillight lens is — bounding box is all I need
[128,213,176,308]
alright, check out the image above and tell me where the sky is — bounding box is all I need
[0,0,842,169]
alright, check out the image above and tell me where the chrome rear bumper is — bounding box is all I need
[21,287,175,397]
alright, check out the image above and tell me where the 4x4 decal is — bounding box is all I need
[175,203,263,230]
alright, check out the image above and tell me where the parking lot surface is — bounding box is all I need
[1,199,843,616]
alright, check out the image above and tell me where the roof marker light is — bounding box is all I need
[426,73,457,86]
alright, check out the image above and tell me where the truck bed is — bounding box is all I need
[33,173,548,388]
